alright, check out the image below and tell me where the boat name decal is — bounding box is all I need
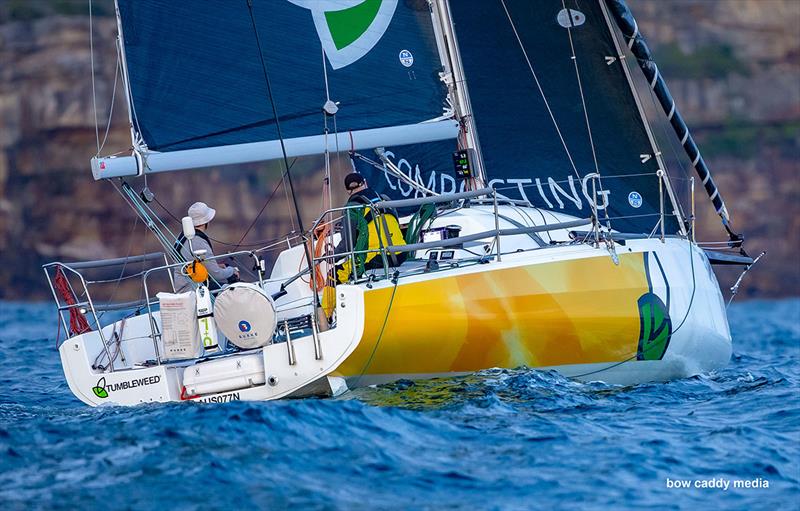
[91,375,161,399]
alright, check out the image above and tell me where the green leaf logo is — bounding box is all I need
[288,0,398,69]
[92,377,109,399]
[636,292,673,361]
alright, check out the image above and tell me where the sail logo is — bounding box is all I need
[399,49,414,67]
[287,0,398,70]
[92,377,109,399]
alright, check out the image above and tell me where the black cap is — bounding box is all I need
[344,172,366,190]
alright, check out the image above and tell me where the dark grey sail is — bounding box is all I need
[605,0,739,240]
[447,0,685,234]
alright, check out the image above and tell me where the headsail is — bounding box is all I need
[94,0,456,179]
[605,0,739,240]
[446,0,685,234]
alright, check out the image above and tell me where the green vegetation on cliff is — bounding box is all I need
[655,42,750,79]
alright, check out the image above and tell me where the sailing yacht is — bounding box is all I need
[44,0,756,406]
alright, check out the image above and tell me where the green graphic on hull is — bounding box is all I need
[92,377,109,399]
[636,292,673,361]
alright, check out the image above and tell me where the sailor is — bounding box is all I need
[334,173,406,283]
[173,202,239,292]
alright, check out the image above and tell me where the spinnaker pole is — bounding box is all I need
[604,0,741,242]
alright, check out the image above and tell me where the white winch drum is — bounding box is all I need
[213,283,277,349]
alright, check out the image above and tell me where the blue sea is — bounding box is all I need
[1,299,798,510]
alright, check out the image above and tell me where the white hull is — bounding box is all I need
[55,232,731,406]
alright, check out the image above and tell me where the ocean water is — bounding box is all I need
[0,299,798,510]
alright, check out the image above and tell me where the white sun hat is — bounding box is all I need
[188,202,216,226]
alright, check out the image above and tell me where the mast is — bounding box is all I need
[429,0,486,187]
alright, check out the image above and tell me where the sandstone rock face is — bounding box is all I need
[1,2,798,299]
[0,16,338,299]
[634,0,800,298]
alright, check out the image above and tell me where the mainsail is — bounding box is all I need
[93,0,457,179]
[446,0,686,234]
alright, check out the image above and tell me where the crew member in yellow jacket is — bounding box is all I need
[334,173,406,283]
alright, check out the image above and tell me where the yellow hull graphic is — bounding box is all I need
[335,252,650,377]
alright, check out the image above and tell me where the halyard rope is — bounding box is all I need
[499,0,581,181]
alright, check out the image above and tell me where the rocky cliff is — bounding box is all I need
[1,0,798,300]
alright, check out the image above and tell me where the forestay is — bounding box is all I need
[93,0,457,178]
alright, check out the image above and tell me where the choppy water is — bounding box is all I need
[1,299,798,510]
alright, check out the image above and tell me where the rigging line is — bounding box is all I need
[112,180,181,263]
[98,50,121,153]
[89,0,100,154]
[151,195,181,223]
[333,113,342,168]
[351,274,400,390]
[136,185,177,240]
[320,44,333,221]
[114,26,145,153]
[645,74,693,224]
[234,158,299,251]
[498,0,581,180]
[561,0,613,231]
[561,0,599,176]
[246,0,314,280]
[246,0,300,235]
[95,214,140,322]
[281,170,297,232]
[150,184,302,249]
[333,115,342,183]
[599,1,690,237]
[321,45,332,104]
[353,152,437,196]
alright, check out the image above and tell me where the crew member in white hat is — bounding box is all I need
[173,202,239,292]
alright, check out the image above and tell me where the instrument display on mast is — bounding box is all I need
[452,149,473,179]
